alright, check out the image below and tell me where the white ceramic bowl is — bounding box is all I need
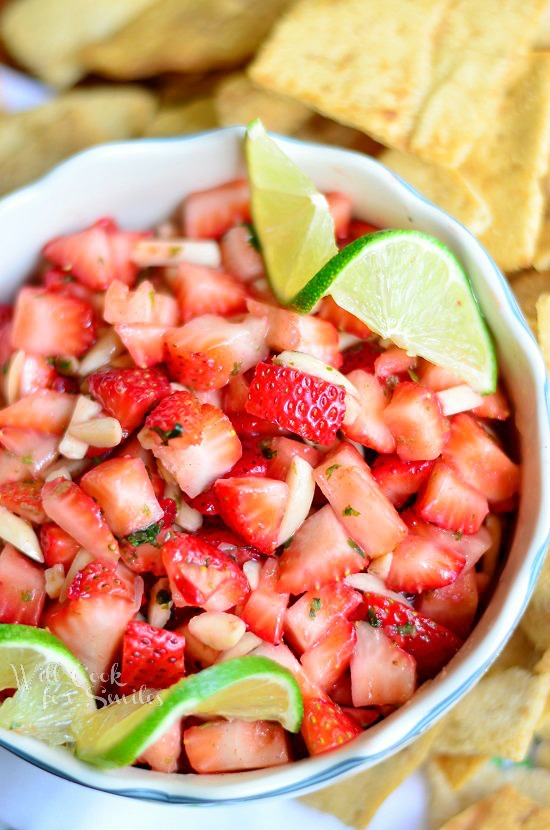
[0,127,548,804]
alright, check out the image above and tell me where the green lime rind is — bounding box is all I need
[245,119,337,304]
[292,229,497,394]
[75,656,303,769]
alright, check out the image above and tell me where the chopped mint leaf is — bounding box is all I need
[347,538,365,557]
[325,463,341,480]
[243,222,261,252]
[21,454,33,465]
[260,444,277,460]
[367,608,381,627]
[152,423,184,444]
[309,597,322,619]
[396,623,416,637]
[408,369,420,383]
[230,360,243,376]
[343,505,360,517]
[156,589,172,608]
[21,590,33,603]
[126,521,162,547]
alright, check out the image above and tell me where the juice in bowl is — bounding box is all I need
[0,122,547,803]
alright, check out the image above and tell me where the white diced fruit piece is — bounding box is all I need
[45,564,65,599]
[175,499,203,532]
[45,466,72,482]
[188,612,246,651]
[277,456,315,546]
[344,572,413,607]
[243,559,261,591]
[132,239,221,268]
[69,417,122,448]
[215,631,263,664]
[437,385,483,416]
[148,577,173,629]
[0,505,43,562]
[368,553,393,580]
[3,350,25,405]
[78,329,124,376]
[59,395,103,459]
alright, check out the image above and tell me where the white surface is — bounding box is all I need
[0,747,427,830]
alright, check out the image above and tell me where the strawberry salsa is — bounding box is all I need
[0,179,519,774]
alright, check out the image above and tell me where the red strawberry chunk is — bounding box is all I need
[416,461,489,535]
[115,323,171,369]
[325,192,352,239]
[145,391,203,448]
[278,504,366,595]
[174,262,248,322]
[104,280,178,326]
[215,476,288,554]
[19,355,57,398]
[264,436,321,481]
[253,641,327,703]
[220,225,264,283]
[442,413,520,503]
[374,347,416,386]
[162,532,249,612]
[300,616,356,692]
[301,697,362,756]
[0,304,13,370]
[0,391,74,434]
[402,509,492,574]
[341,370,395,453]
[192,525,262,568]
[120,540,166,577]
[360,592,463,681]
[417,570,479,639]
[240,558,289,644]
[159,497,177,528]
[317,296,372,339]
[284,582,363,654]
[386,533,466,594]
[246,362,346,445]
[341,340,382,375]
[0,544,45,626]
[0,480,46,523]
[416,359,463,392]
[87,367,171,434]
[138,720,183,773]
[182,179,251,239]
[184,719,290,773]
[351,621,416,707]
[471,387,510,421]
[371,455,434,509]
[382,381,449,461]
[343,219,381,243]
[165,315,268,391]
[81,457,163,538]
[120,620,185,693]
[41,478,119,560]
[39,523,80,569]
[11,288,95,358]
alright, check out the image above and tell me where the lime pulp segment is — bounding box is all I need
[292,229,497,394]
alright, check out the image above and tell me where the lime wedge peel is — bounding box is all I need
[75,655,304,769]
[245,118,337,304]
[292,229,497,395]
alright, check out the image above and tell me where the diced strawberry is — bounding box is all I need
[417,570,479,639]
[39,523,80,569]
[229,412,289,440]
[143,404,242,499]
[81,457,163,538]
[301,616,356,692]
[215,476,289,554]
[360,592,463,681]
[416,359,463,392]
[0,391,74,434]
[19,355,57,398]
[41,478,119,560]
[11,288,95,358]
[0,428,59,479]
[350,622,416,707]
[159,497,177,529]
[382,381,449,461]
[104,280,179,326]
[51,374,80,395]
[120,620,185,693]
[346,219,380,242]
[386,533,466,594]
[0,305,13,370]
[342,707,381,730]
[246,362,346,445]
[183,179,251,239]
[174,263,248,322]
[43,219,146,290]
[87,366,171,434]
[184,719,290,773]
[0,544,45,626]
[119,540,166,577]
[192,525,262,568]
[240,558,289,644]
[220,225,264,282]
[192,440,270,515]
[416,461,489,535]
[0,480,46,523]
[264,436,321,481]
[340,340,382,375]
[162,532,249,611]
[371,455,434,509]
[0,451,29,486]
[48,559,135,688]
[301,697,362,756]
[402,509,492,574]
[145,391,203,449]
[114,323,172,369]
[278,505,366,594]
[374,347,416,386]
[252,641,327,703]
[43,269,96,305]
[317,296,372,339]
[471,387,510,421]
[325,192,352,239]
[247,299,342,367]
[442,413,520,503]
[284,581,363,654]
[314,443,407,558]
[341,370,395,453]
[138,720,183,773]
[223,373,251,415]
[165,315,268,391]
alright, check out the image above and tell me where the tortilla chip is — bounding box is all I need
[434,755,491,791]
[534,647,550,676]
[0,86,156,197]
[215,72,310,134]
[523,807,550,830]
[250,0,450,150]
[520,550,550,652]
[432,668,550,761]
[294,113,384,155]
[379,149,491,235]
[535,2,550,48]
[459,53,550,273]
[536,739,550,769]
[82,0,294,79]
[300,726,439,829]
[0,0,156,88]
[536,294,550,371]
[438,785,541,830]
[487,628,543,677]
[508,270,550,335]
[533,216,550,270]
[143,97,218,138]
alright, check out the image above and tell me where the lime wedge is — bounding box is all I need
[0,623,94,747]
[245,118,337,304]
[76,655,303,768]
[292,229,497,394]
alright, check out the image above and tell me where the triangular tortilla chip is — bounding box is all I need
[143,97,218,138]
[508,269,550,336]
[216,72,311,134]
[437,785,541,830]
[434,755,491,792]
[520,548,550,652]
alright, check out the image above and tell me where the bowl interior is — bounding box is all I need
[0,127,548,803]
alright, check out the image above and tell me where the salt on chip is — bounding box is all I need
[81,0,294,80]
[215,72,310,135]
[143,97,218,138]
[459,53,550,273]
[520,549,550,652]
[536,294,550,371]
[432,668,550,761]
[0,0,156,88]
[300,726,439,830]
[379,149,490,235]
